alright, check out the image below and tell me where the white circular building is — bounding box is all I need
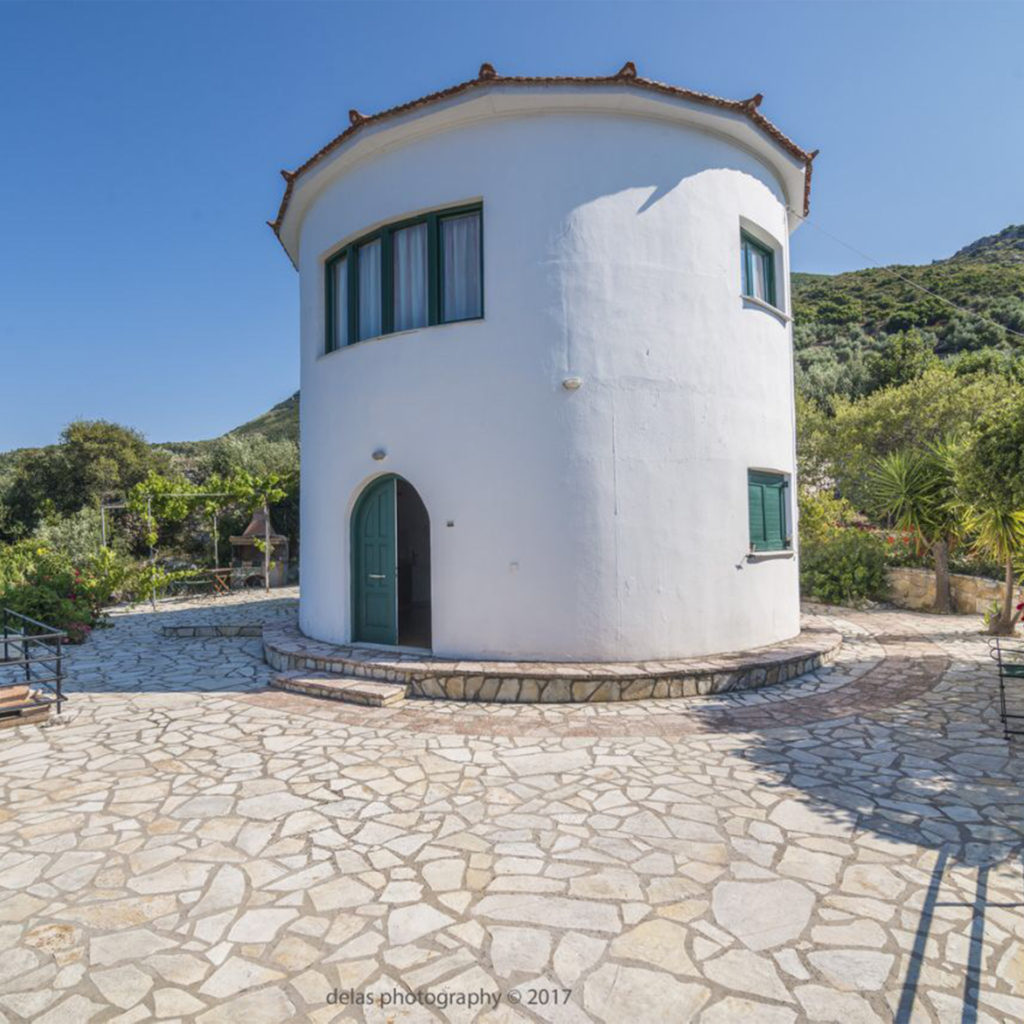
[271,62,816,663]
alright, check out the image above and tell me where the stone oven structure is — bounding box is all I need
[230,508,289,588]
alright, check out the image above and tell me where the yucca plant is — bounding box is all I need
[868,441,963,613]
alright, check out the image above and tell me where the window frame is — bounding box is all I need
[740,230,778,309]
[748,469,791,553]
[324,203,483,353]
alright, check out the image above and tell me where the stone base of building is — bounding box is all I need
[262,622,842,704]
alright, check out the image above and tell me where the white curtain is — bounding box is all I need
[393,223,428,331]
[751,247,767,301]
[331,255,348,349]
[358,239,382,340]
[442,212,482,321]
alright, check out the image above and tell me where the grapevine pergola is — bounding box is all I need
[100,475,287,604]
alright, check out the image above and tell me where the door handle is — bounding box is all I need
[368,574,387,580]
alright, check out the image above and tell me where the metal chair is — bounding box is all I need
[988,636,1024,738]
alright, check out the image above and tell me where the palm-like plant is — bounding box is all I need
[956,402,1024,635]
[868,442,963,613]
[963,505,1024,635]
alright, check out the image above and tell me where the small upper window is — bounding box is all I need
[325,204,482,353]
[741,231,777,308]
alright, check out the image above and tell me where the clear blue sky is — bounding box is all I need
[2,1,1021,450]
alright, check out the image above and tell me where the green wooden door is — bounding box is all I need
[353,476,397,644]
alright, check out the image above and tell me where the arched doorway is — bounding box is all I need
[351,475,431,648]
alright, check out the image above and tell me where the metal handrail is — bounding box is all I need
[988,636,1024,739]
[1,607,67,715]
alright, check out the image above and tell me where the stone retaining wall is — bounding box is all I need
[263,623,843,703]
[886,567,1021,615]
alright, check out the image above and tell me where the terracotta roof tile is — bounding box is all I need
[268,63,816,244]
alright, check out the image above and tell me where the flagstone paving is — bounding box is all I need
[0,589,1022,1023]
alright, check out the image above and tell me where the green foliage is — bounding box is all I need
[958,399,1024,513]
[196,433,299,481]
[31,507,105,564]
[799,529,889,606]
[0,543,104,642]
[797,487,858,546]
[813,366,1016,508]
[224,392,299,443]
[1,420,169,539]
[793,258,1024,353]
[863,330,940,392]
[0,542,191,642]
[867,443,962,550]
[226,470,289,512]
[792,232,1024,404]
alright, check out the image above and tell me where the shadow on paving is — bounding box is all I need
[686,606,1024,1023]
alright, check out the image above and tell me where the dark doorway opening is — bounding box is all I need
[396,479,431,648]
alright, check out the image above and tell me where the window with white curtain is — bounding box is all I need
[357,239,382,341]
[741,231,777,308]
[324,204,482,353]
[393,223,429,332]
[330,254,348,350]
[441,212,482,322]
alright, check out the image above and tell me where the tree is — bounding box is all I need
[863,329,939,392]
[815,366,1017,509]
[3,421,169,535]
[868,442,962,613]
[958,405,1024,634]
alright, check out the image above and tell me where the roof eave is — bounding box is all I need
[269,64,816,263]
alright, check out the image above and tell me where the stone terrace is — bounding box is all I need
[263,622,843,703]
[0,588,1022,1023]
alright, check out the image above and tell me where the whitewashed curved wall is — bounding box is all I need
[296,102,800,660]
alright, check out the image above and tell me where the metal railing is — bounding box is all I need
[989,636,1024,739]
[1,608,67,715]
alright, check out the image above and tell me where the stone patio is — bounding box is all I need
[0,587,1022,1023]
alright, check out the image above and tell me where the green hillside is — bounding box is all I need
[222,390,299,443]
[792,224,1024,403]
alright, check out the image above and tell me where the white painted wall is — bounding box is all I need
[295,93,801,660]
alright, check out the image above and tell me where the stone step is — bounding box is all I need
[269,671,407,708]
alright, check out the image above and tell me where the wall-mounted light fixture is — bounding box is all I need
[371,449,387,461]
[562,377,583,391]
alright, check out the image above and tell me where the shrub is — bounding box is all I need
[800,528,888,606]
[32,507,105,564]
[0,543,188,642]
[0,544,99,642]
[798,487,858,546]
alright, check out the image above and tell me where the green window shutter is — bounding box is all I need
[762,481,784,550]
[748,479,766,551]
[748,471,789,552]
